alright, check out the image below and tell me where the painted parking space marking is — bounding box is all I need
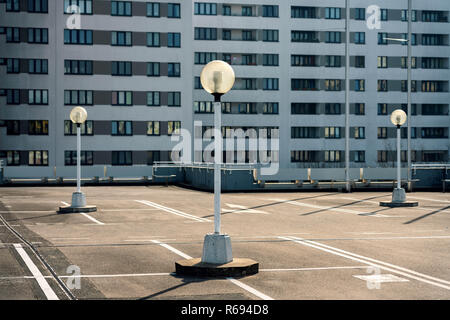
[60,201,104,225]
[222,203,270,215]
[13,243,59,300]
[269,198,393,217]
[353,274,409,284]
[279,236,450,291]
[151,240,274,300]
[136,200,211,223]
[408,196,450,204]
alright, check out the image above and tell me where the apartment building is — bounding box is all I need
[0,0,449,179]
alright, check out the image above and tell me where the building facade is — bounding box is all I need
[0,0,449,179]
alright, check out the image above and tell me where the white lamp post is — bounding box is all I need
[380,110,418,207]
[59,107,97,213]
[200,60,235,264]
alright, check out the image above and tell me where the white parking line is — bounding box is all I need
[60,202,104,225]
[260,266,368,272]
[13,243,59,300]
[269,198,393,217]
[407,196,450,204]
[151,240,274,300]
[136,200,211,223]
[279,236,450,291]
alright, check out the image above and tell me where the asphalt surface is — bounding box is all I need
[0,185,449,300]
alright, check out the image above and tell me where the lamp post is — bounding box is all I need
[380,109,418,207]
[59,106,97,213]
[200,60,234,263]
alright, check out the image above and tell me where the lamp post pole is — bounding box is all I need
[344,0,350,192]
[76,123,81,193]
[407,0,412,191]
[397,124,402,190]
[213,94,222,234]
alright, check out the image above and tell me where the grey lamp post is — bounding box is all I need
[200,60,235,264]
[59,106,97,213]
[380,109,418,207]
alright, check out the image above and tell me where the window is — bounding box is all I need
[168,33,181,47]
[325,56,341,67]
[168,63,180,77]
[112,121,132,136]
[325,103,341,114]
[6,27,20,42]
[263,5,278,17]
[263,30,278,42]
[291,151,315,163]
[422,11,444,22]
[238,103,257,114]
[378,151,388,163]
[147,62,160,77]
[291,6,316,19]
[401,80,417,92]
[355,56,365,68]
[28,0,48,13]
[27,120,48,135]
[147,91,160,106]
[6,0,20,11]
[401,127,417,139]
[194,101,213,113]
[111,1,131,16]
[422,34,445,46]
[222,29,231,41]
[401,104,417,116]
[291,31,317,42]
[147,151,160,165]
[7,151,20,166]
[378,80,388,92]
[64,60,92,75]
[401,9,417,22]
[325,150,341,162]
[112,61,132,76]
[354,32,365,44]
[65,151,93,166]
[28,150,48,166]
[325,79,342,91]
[241,6,253,16]
[355,8,365,20]
[291,79,316,91]
[326,32,341,43]
[325,8,341,19]
[146,2,160,17]
[355,103,365,115]
[325,127,341,139]
[263,54,279,66]
[291,103,317,115]
[147,121,160,136]
[422,104,447,115]
[167,121,181,135]
[29,59,48,74]
[263,103,278,114]
[168,92,181,107]
[112,151,132,165]
[28,28,48,44]
[263,78,279,91]
[64,0,92,14]
[64,29,93,44]
[422,81,444,92]
[168,3,180,18]
[241,54,255,65]
[377,56,388,68]
[354,80,365,92]
[28,89,48,105]
[147,32,160,47]
[195,52,217,65]
[194,77,203,89]
[6,89,20,104]
[291,127,318,139]
[64,90,93,105]
[378,127,388,139]
[292,55,316,67]
[111,91,133,106]
[378,33,388,45]
[111,31,132,46]
[354,151,365,163]
[6,58,19,73]
[6,120,20,135]
[378,104,388,115]
[242,30,255,41]
[194,2,216,15]
[421,128,447,139]
[354,127,365,139]
[421,57,444,69]
[380,8,388,21]
[222,5,231,16]
[64,120,93,135]
[195,28,217,40]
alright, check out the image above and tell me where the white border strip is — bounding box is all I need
[60,201,104,225]
[13,243,59,300]
[136,200,211,222]
[151,240,273,300]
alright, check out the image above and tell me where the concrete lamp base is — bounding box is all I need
[175,234,259,277]
[380,188,419,208]
[58,192,97,213]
